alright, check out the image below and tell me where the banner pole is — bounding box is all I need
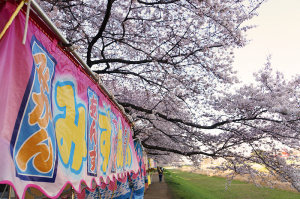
[0,185,7,199]
[0,0,25,40]
[71,188,74,199]
[8,186,11,199]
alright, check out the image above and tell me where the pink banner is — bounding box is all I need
[0,2,139,198]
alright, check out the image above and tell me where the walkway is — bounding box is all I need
[144,173,172,199]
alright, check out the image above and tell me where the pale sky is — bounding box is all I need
[233,0,300,83]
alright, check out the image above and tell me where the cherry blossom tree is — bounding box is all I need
[212,62,300,191]
[37,0,300,191]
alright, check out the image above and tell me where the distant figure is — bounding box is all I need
[157,166,164,182]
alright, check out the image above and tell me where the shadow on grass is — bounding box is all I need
[166,181,180,186]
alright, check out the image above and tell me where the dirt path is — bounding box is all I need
[144,173,173,199]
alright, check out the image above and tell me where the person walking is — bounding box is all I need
[157,166,164,182]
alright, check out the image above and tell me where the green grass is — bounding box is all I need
[164,170,300,199]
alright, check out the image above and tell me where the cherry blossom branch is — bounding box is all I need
[119,101,265,129]
[141,140,216,157]
[87,0,114,67]
[137,0,179,5]
[90,58,168,65]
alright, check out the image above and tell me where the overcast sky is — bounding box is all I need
[233,0,300,83]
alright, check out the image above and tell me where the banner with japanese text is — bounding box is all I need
[0,2,139,198]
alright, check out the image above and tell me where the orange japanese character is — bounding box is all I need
[16,129,53,173]
[29,53,51,128]
[29,86,51,128]
[34,53,50,92]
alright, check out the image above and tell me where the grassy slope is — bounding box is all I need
[164,170,300,199]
